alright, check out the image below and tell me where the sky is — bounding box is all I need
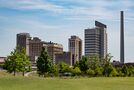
[0,0,134,62]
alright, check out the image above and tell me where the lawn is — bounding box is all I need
[0,71,134,90]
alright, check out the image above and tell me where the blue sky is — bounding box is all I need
[0,0,134,62]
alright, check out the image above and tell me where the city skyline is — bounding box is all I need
[0,0,134,62]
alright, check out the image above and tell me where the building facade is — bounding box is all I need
[85,21,107,59]
[45,41,63,64]
[55,52,72,65]
[0,57,6,64]
[17,33,63,64]
[29,37,47,64]
[69,35,82,65]
[17,33,31,56]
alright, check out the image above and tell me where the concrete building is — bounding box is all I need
[120,11,125,63]
[29,37,47,64]
[17,33,31,56]
[69,35,82,65]
[55,52,72,65]
[0,57,6,64]
[85,21,107,59]
[46,41,63,64]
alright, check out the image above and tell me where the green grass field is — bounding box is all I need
[0,71,134,90]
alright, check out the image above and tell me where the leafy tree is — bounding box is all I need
[121,65,129,77]
[94,67,103,76]
[58,62,70,74]
[88,55,100,70]
[102,54,113,76]
[49,65,58,76]
[109,67,118,77]
[4,47,31,76]
[71,67,81,76]
[19,48,31,76]
[128,66,134,76]
[74,61,79,68]
[86,68,95,77]
[79,56,89,73]
[116,67,124,77]
[36,47,52,77]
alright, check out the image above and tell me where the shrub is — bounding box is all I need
[86,68,95,77]
[71,67,81,76]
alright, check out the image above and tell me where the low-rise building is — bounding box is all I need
[55,52,72,65]
[0,57,6,64]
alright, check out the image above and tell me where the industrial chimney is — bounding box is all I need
[120,11,124,63]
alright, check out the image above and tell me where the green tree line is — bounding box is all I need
[36,47,134,77]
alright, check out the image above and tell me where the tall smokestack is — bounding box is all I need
[120,11,124,63]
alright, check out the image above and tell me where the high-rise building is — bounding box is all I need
[85,21,107,59]
[17,33,31,56]
[120,11,125,63]
[69,35,82,65]
[29,37,47,64]
[46,41,63,64]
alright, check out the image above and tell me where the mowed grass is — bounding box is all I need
[0,71,134,90]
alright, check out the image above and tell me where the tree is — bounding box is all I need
[19,48,31,76]
[49,65,58,76]
[4,47,31,76]
[71,67,81,76]
[58,62,71,74]
[37,47,52,77]
[86,68,95,77]
[102,54,113,76]
[79,56,89,73]
[94,67,103,76]
[121,65,129,77]
[88,54,100,70]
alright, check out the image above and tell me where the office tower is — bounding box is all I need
[120,11,125,63]
[69,35,82,65]
[46,41,63,64]
[29,37,47,64]
[85,21,107,59]
[17,33,31,56]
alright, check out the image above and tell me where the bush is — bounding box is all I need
[121,65,129,77]
[49,65,58,77]
[71,67,81,76]
[109,67,118,77]
[94,67,103,76]
[86,68,95,77]
[58,62,72,76]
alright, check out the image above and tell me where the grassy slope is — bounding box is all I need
[0,71,134,90]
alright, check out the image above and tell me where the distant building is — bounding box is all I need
[85,21,107,59]
[0,57,6,64]
[46,41,63,64]
[17,33,31,56]
[69,35,82,65]
[29,37,47,64]
[17,33,63,64]
[55,52,72,65]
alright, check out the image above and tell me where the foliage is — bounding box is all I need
[121,65,129,77]
[94,67,103,76]
[88,55,100,69]
[79,56,89,73]
[36,47,52,77]
[58,62,71,73]
[71,67,81,76]
[86,68,95,76]
[49,65,58,76]
[4,47,31,76]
